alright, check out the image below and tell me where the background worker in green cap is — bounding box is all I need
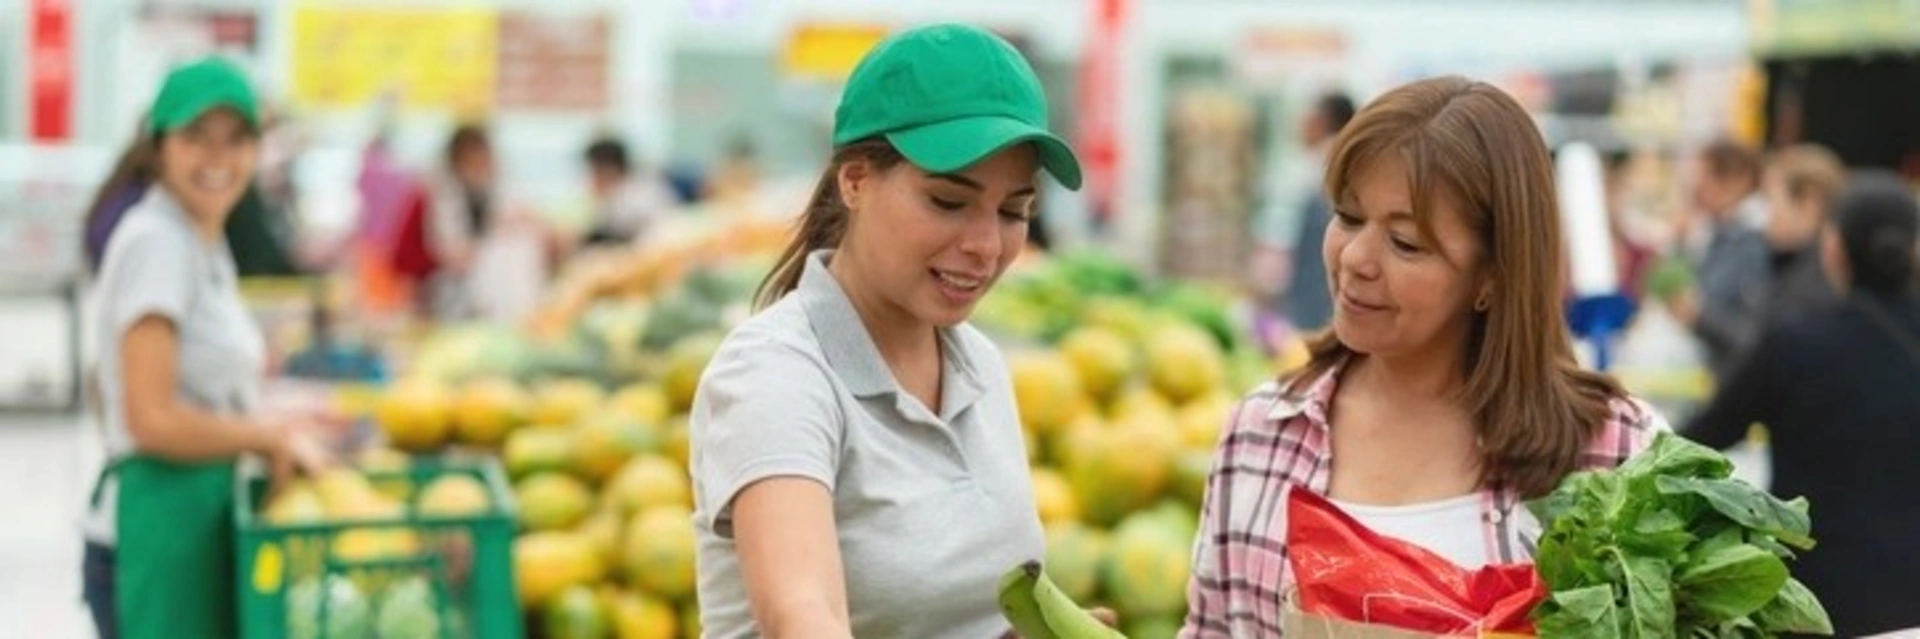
[689,23,1089,639]
[80,56,331,639]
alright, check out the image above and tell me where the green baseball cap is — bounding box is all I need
[148,57,260,135]
[833,24,1082,190]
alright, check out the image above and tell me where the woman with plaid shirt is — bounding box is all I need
[1179,77,1670,638]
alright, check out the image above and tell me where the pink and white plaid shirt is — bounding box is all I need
[1177,358,1667,638]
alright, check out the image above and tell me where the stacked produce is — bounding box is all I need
[975,251,1309,639]
[342,242,1286,638]
[253,460,508,639]
[359,367,708,638]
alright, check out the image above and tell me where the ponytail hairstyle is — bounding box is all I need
[753,138,905,310]
[82,125,164,272]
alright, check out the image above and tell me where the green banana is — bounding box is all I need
[999,561,1127,639]
[1000,561,1058,639]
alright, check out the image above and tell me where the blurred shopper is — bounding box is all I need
[1182,77,1668,637]
[79,58,330,639]
[581,135,677,247]
[690,24,1086,639]
[1276,91,1357,332]
[424,123,551,323]
[704,134,764,209]
[1757,144,1847,325]
[424,124,499,293]
[1685,172,1920,637]
[1602,149,1657,304]
[1662,138,1769,380]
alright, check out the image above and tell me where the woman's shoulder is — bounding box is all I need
[713,300,830,367]
[1581,393,1671,470]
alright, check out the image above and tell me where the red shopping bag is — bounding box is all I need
[1286,487,1545,636]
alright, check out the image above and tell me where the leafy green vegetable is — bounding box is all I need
[1539,586,1624,639]
[1528,432,1832,638]
[1675,545,1788,623]
[1621,555,1677,638]
[1655,476,1815,550]
[1616,434,1735,480]
[1751,578,1833,635]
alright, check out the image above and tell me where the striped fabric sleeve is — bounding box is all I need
[1179,396,1249,639]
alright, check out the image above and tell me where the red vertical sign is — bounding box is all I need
[1077,0,1125,228]
[30,0,74,142]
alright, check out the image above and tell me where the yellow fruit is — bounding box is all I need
[352,449,414,501]
[1009,351,1083,435]
[1030,468,1079,527]
[623,506,697,600]
[505,428,578,479]
[453,378,533,446]
[1145,325,1226,405]
[418,475,491,518]
[514,531,604,608]
[608,383,671,426]
[1176,392,1234,449]
[1048,416,1105,471]
[1102,512,1194,620]
[355,447,410,474]
[375,379,455,452]
[331,526,421,562]
[576,508,625,567]
[608,590,678,639]
[1067,421,1175,527]
[517,472,595,531]
[603,455,692,516]
[1108,385,1177,428]
[533,378,607,428]
[264,482,326,525]
[664,335,725,413]
[574,417,662,483]
[1059,326,1138,400]
[680,600,702,639]
[661,416,692,470]
[314,468,380,511]
[1170,449,1213,509]
[327,490,404,522]
[1044,523,1109,602]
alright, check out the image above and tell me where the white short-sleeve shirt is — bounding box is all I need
[690,249,1043,639]
[83,188,267,544]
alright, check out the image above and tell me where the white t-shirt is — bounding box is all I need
[83,188,267,545]
[1331,494,1490,570]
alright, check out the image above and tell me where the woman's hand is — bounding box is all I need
[265,427,334,487]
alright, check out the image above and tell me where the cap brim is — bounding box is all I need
[155,94,259,134]
[886,115,1082,190]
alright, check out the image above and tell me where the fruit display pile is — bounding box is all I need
[329,240,1283,638]
[358,369,708,639]
[257,463,504,639]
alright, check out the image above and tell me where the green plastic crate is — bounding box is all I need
[235,453,524,639]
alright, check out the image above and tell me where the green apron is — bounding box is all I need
[106,455,240,639]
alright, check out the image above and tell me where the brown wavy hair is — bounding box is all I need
[1284,76,1625,499]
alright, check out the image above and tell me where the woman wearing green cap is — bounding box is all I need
[80,57,330,639]
[689,23,1082,639]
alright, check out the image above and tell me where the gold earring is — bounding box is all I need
[1474,295,1491,311]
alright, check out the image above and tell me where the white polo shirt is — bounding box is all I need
[690,249,1043,639]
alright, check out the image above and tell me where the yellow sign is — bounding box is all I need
[1750,0,1920,57]
[291,5,498,113]
[781,24,890,81]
